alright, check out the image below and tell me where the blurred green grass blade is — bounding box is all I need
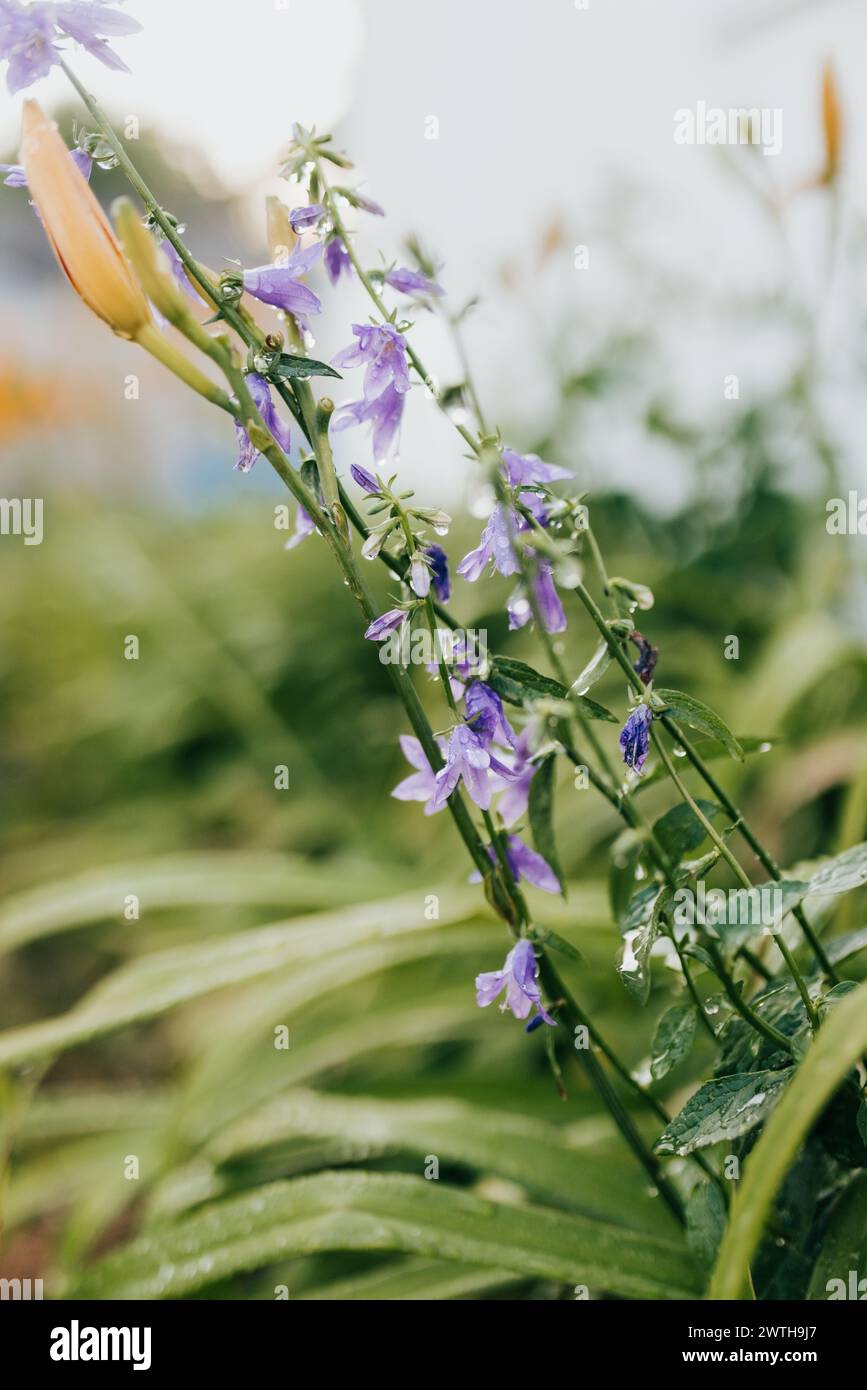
[0,853,400,954]
[208,1088,680,1236]
[709,978,867,1299]
[0,891,484,1068]
[302,1257,523,1300]
[69,1170,699,1300]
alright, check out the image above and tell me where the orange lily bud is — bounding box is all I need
[822,60,843,183]
[20,100,150,340]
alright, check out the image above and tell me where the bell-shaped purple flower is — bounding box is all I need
[242,242,322,318]
[364,607,408,642]
[492,729,537,827]
[385,266,444,297]
[620,703,653,774]
[501,448,573,487]
[332,323,411,400]
[390,734,443,815]
[284,506,316,551]
[333,383,405,463]
[457,504,519,582]
[289,203,325,232]
[464,681,515,749]
[54,3,142,73]
[475,938,556,1027]
[324,235,352,285]
[425,544,450,602]
[508,564,566,634]
[502,833,560,894]
[234,372,291,472]
[431,723,515,813]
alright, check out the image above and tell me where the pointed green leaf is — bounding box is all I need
[655,689,744,762]
[651,1003,698,1081]
[655,1069,792,1156]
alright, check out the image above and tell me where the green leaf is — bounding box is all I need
[528,754,565,893]
[654,688,744,762]
[655,1069,792,1156]
[528,925,583,963]
[273,352,341,380]
[827,925,867,967]
[487,656,567,705]
[618,885,664,1005]
[686,1180,728,1268]
[653,799,722,862]
[570,641,611,696]
[68,1171,700,1300]
[488,657,616,720]
[806,1172,867,1299]
[709,978,867,1298]
[651,1004,698,1081]
[808,840,867,897]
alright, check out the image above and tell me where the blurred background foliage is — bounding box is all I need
[1,91,866,1301]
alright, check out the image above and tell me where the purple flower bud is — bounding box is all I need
[350,463,380,494]
[352,192,385,216]
[620,703,653,774]
[424,543,451,602]
[385,266,444,297]
[410,556,431,597]
[364,607,408,642]
[475,938,556,1027]
[289,203,325,232]
[630,630,659,684]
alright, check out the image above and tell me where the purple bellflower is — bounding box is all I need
[464,681,515,749]
[363,607,408,642]
[0,1,141,92]
[332,323,411,399]
[234,373,291,473]
[352,192,385,216]
[289,203,325,232]
[507,563,566,635]
[491,728,537,826]
[242,241,322,319]
[425,544,450,602]
[332,324,412,462]
[2,144,91,187]
[457,504,519,582]
[390,734,444,815]
[475,938,556,1028]
[620,703,653,774]
[284,506,316,551]
[324,235,352,284]
[430,723,515,813]
[501,448,572,487]
[385,266,444,298]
